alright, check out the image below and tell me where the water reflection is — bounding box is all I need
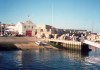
[13,51,23,68]
[0,48,100,70]
[0,49,88,69]
[62,49,89,61]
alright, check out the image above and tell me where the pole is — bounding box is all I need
[91,21,94,33]
[1,24,2,36]
[0,21,1,36]
[0,22,2,36]
[51,1,53,28]
[92,22,93,33]
[28,15,30,20]
[3,24,5,35]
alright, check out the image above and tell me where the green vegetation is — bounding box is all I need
[50,43,58,48]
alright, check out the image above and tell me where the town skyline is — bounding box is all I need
[0,0,100,33]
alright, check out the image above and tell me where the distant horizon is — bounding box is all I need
[0,0,100,33]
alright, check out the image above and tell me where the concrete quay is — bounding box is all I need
[48,39,89,51]
[0,37,57,50]
[0,37,91,51]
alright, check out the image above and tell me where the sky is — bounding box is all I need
[0,0,100,33]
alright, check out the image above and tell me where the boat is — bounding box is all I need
[35,41,47,46]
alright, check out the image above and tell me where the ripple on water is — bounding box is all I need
[0,49,100,70]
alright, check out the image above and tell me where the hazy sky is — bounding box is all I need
[0,0,100,33]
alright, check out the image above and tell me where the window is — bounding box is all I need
[47,29,49,32]
[24,26,26,28]
[32,26,33,29]
[40,29,43,32]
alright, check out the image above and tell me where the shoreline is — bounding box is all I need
[0,37,90,51]
[0,42,58,51]
[0,37,58,51]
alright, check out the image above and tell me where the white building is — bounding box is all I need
[6,26,16,32]
[35,24,57,38]
[15,20,36,36]
[3,24,16,36]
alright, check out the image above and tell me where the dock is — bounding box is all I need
[48,39,89,51]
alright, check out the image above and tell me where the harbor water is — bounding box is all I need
[0,46,100,70]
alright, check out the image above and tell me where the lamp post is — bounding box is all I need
[0,21,1,36]
[0,21,2,36]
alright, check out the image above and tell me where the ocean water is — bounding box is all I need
[0,46,100,70]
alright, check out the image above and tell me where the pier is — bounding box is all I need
[48,39,89,51]
[48,39,100,51]
[84,40,100,48]
[0,37,99,51]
